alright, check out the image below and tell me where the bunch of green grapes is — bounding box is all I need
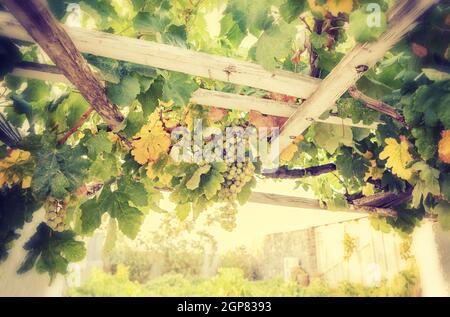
[44,197,70,232]
[218,159,255,202]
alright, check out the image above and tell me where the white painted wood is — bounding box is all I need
[0,11,320,99]
[191,89,379,129]
[10,66,378,129]
[276,0,439,153]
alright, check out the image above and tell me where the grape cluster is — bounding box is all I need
[218,160,255,202]
[44,197,70,232]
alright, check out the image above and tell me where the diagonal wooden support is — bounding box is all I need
[276,0,438,153]
[1,0,124,130]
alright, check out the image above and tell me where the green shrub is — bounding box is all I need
[69,263,420,297]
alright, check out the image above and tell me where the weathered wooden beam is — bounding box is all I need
[11,61,71,84]
[0,11,320,100]
[190,89,380,129]
[276,0,438,153]
[9,65,380,129]
[248,191,397,217]
[1,0,124,130]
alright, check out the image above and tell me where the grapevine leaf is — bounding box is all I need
[162,25,187,47]
[379,137,413,180]
[255,22,296,71]
[280,0,307,23]
[220,13,246,47]
[57,240,86,262]
[161,72,197,108]
[84,130,113,160]
[18,224,86,278]
[80,198,104,235]
[176,203,191,221]
[435,201,450,230]
[131,111,171,165]
[89,152,121,182]
[410,162,440,208]
[123,111,146,138]
[138,76,164,117]
[336,147,369,182]
[106,75,141,107]
[312,123,353,154]
[22,80,50,103]
[422,68,450,81]
[186,164,211,190]
[237,176,256,205]
[114,203,143,239]
[439,173,450,201]
[411,128,438,161]
[348,6,387,43]
[202,169,225,200]
[117,177,148,207]
[32,145,90,200]
[133,12,169,33]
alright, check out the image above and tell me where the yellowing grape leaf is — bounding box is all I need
[364,160,384,181]
[362,183,376,196]
[280,135,304,162]
[0,149,34,188]
[131,111,171,165]
[438,130,450,164]
[249,110,278,129]
[307,0,327,16]
[158,99,174,108]
[208,107,228,123]
[22,176,32,189]
[379,137,413,180]
[327,0,353,15]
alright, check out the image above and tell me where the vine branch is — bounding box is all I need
[58,107,94,145]
[348,86,405,124]
[262,163,337,178]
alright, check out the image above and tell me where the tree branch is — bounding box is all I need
[348,86,405,123]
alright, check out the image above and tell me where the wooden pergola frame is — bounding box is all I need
[0,0,439,216]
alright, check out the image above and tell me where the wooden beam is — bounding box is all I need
[248,192,396,217]
[276,0,438,153]
[190,89,380,129]
[9,64,380,129]
[1,0,124,130]
[11,61,71,84]
[0,11,320,100]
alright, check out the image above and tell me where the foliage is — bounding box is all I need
[218,246,260,280]
[0,0,449,279]
[104,213,217,283]
[18,223,85,279]
[68,264,420,297]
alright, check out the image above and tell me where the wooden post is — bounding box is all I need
[1,0,124,130]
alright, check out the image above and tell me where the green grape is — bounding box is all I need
[44,197,69,232]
